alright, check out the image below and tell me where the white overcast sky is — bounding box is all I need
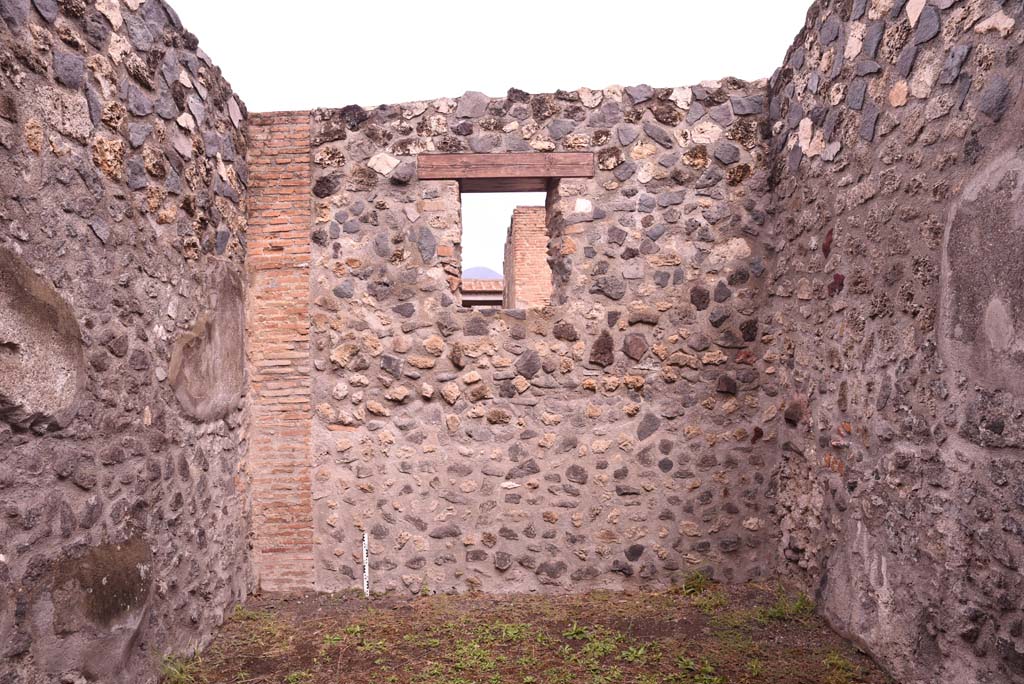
[171,0,812,273]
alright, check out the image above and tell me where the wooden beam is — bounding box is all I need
[459,177,550,193]
[418,153,594,181]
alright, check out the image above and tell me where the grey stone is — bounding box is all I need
[494,552,513,571]
[589,330,615,367]
[456,91,490,118]
[625,84,654,104]
[214,176,239,203]
[187,95,206,126]
[690,286,710,311]
[847,79,867,111]
[709,307,731,328]
[622,333,648,361]
[428,524,461,539]
[391,160,415,184]
[855,60,881,76]
[714,143,740,165]
[127,123,152,148]
[125,157,148,190]
[515,350,542,379]
[809,72,824,95]
[938,45,971,86]
[625,544,645,562]
[613,161,636,181]
[536,560,568,579]
[0,0,29,28]
[590,274,626,301]
[506,459,540,480]
[552,321,578,342]
[863,22,885,59]
[859,102,879,142]
[686,101,706,124]
[123,10,155,51]
[851,0,868,20]
[657,191,685,207]
[890,0,909,19]
[819,14,842,45]
[617,124,640,146]
[730,94,764,115]
[332,281,354,299]
[717,374,737,395]
[415,226,436,261]
[53,51,84,90]
[89,221,110,244]
[313,173,341,198]
[646,224,667,241]
[127,85,153,117]
[392,303,415,318]
[708,102,735,127]
[611,560,634,576]
[978,75,1011,122]
[566,465,588,485]
[547,118,575,140]
[637,413,660,441]
[897,45,919,79]
[381,354,403,378]
[31,0,55,22]
[468,134,499,153]
[913,5,941,45]
[643,121,674,149]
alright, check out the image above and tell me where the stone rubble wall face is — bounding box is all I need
[503,206,552,310]
[3,0,1022,681]
[766,0,1024,682]
[299,80,781,596]
[0,1,251,682]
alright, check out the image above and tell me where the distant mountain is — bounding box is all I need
[463,266,502,280]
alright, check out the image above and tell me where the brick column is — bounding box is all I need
[503,206,552,309]
[246,111,315,592]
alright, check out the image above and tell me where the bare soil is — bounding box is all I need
[160,581,895,684]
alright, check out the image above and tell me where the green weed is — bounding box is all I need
[160,655,200,684]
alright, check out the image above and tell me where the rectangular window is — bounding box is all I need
[459,191,548,309]
[416,152,595,310]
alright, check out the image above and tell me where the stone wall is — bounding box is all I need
[766,0,1024,682]
[243,79,784,597]
[3,0,1023,681]
[0,1,251,682]
[503,206,551,310]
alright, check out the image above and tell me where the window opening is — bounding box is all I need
[459,191,547,309]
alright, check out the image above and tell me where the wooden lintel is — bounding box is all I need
[459,177,551,193]
[417,153,594,182]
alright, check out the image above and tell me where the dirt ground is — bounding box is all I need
[160,580,894,684]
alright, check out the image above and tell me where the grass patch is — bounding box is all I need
[160,655,200,684]
[164,586,893,684]
[681,571,713,596]
[692,588,729,615]
[824,651,864,684]
[758,591,815,623]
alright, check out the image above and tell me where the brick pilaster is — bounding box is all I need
[246,111,315,592]
[503,206,552,309]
